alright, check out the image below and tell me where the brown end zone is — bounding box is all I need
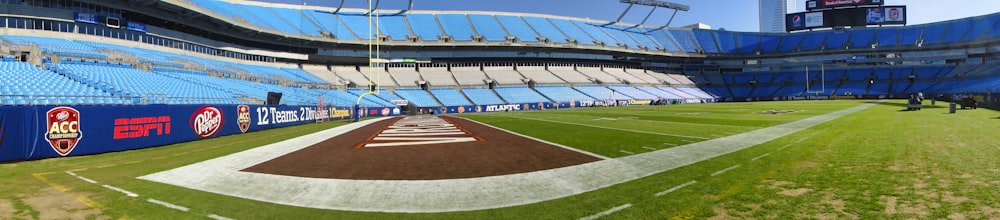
[242,116,602,180]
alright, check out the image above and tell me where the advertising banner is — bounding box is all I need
[786,13,806,31]
[866,7,884,24]
[126,21,147,32]
[816,0,882,9]
[0,104,393,162]
[73,12,99,24]
[805,12,824,27]
[883,6,906,24]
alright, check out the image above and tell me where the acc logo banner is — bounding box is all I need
[46,107,82,156]
[236,105,251,133]
[190,106,223,139]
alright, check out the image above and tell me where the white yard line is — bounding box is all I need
[619,150,635,155]
[710,165,742,176]
[578,204,632,220]
[66,171,98,184]
[140,103,876,213]
[777,144,792,151]
[147,198,190,212]
[460,117,611,160]
[207,214,234,220]
[751,153,771,161]
[654,180,698,197]
[102,185,138,197]
[641,146,657,151]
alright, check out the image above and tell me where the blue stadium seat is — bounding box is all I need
[339,14,378,40]
[375,15,413,41]
[735,33,759,53]
[600,25,642,49]
[798,31,827,51]
[824,31,850,50]
[429,88,473,106]
[778,34,805,52]
[304,11,357,40]
[468,14,507,41]
[759,34,781,53]
[849,29,876,48]
[920,22,949,44]
[548,19,595,45]
[941,19,972,43]
[394,88,441,107]
[875,28,898,47]
[522,16,568,43]
[899,27,922,46]
[963,15,1000,41]
[437,14,475,41]
[495,15,538,42]
[644,28,681,52]
[493,87,551,103]
[407,14,443,41]
[715,32,738,53]
[692,30,719,53]
[668,30,700,53]
[534,86,594,102]
[461,88,505,105]
[571,21,619,47]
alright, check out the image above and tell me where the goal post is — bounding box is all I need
[805,64,826,96]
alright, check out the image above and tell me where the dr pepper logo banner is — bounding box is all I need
[237,105,251,133]
[46,107,82,156]
[190,106,223,139]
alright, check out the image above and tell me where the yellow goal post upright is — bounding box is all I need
[355,0,383,106]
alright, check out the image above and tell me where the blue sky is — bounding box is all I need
[259,0,1000,32]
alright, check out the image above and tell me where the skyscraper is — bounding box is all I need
[759,0,791,33]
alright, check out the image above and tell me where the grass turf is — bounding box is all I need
[1,100,997,219]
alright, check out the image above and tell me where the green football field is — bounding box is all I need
[1,100,997,219]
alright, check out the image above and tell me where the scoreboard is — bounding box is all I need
[787,0,906,32]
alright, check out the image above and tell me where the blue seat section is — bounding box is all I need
[778,34,804,52]
[429,88,473,106]
[437,14,475,41]
[495,15,538,42]
[759,34,782,53]
[736,33,760,53]
[920,23,948,44]
[461,88,505,105]
[232,4,296,34]
[493,86,550,103]
[282,68,326,84]
[963,15,1000,41]
[3,36,107,60]
[668,30,700,53]
[339,14,377,40]
[941,19,972,43]
[700,87,730,98]
[692,30,720,53]
[903,82,937,94]
[374,15,412,41]
[548,19,595,45]
[662,87,702,99]
[304,11,357,40]
[636,87,683,99]
[319,89,389,107]
[913,66,943,78]
[574,85,631,100]
[406,14,442,41]
[836,84,866,96]
[347,88,402,107]
[850,29,876,48]
[873,68,891,81]
[608,86,657,100]
[572,21,619,47]
[468,14,508,41]
[898,27,922,46]
[868,82,890,95]
[267,7,322,37]
[644,28,680,52]
[394,88,441,107]
[799,31,827,51]
[534,86,594,102]
[730,87,752,98]
[626,31,661,50]
[845,69,870,81]
[751,86,777,98]
[601,25,643,49]
[51,64,234,105]
[0,61,112,105]
[825,31,850,49]
[715,32,738,53]
[876,28,898,47]
[189,0,249,25]
[522,16,567,43]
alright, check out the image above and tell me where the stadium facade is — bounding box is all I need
[0,0,999,161]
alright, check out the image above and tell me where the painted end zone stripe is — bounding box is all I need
[579,203,632,220]
[654,180,697,197]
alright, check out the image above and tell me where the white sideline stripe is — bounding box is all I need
[777,144,792,151]
[65,171,77,176]
[102,185,138,197]
[751,153,771,161]
[654,180,697,197]
[500,115,709,140]
[710,165,742,176]
[579,204,632,220]
[207,214,234,220]
[147,198,189,212]
[140,103,877,213]
[461,117,611,160]
[619,150,635,155]
[65,171,99,184]
[642,146,657,151]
